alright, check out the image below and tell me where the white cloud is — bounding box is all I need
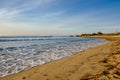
[0,8,22,19]
[0,0,56,19]
[41,11,65,18]
[0,0,119,36]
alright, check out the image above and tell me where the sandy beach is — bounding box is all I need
[0,35,120,80]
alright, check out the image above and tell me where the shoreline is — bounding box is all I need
[0,37,106,77]
[0,35,120,80]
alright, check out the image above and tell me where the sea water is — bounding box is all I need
[0,36,107,77]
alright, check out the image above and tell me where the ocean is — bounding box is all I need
[0,36,107,77]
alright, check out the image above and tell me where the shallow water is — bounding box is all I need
[0,36,107,77]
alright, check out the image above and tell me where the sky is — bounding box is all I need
[0,0,120,36]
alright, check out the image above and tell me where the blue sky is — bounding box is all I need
[0,0,120,36]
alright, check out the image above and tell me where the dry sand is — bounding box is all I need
[0,35,120,80]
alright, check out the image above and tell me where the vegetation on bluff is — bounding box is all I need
[80,32,120,37]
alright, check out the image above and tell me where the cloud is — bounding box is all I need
[41,11,65,18]
[0,0,56,19]
[0,8,22,19]
[16,0,56,12]
[0,0,119,35]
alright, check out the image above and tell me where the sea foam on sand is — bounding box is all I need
[0,37,107,77]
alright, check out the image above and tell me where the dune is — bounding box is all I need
[0,35,120,80]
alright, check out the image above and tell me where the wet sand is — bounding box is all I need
[0,35,120,80]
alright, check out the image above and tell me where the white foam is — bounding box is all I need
[0,37,108,77]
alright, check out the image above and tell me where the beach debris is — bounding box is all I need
[43,74,48,76]
[102,70,110,76]
[113,70,120,76]
[104,64,116,70]
[101,58,108,63]
[22,76,26,79]
[113,74,120,79]
[80,73,94,80]
[97,75,109,80]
